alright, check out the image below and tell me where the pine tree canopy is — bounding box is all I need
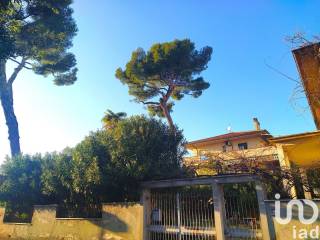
[115,39,212,128]
[0,0,78,85]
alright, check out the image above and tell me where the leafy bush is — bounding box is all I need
[0,115,187,219]
[101,115,187,201]
[0,155,48,222]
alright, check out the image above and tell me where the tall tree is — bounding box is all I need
[116,39,212,129]
[0,0,78,156]
[101,109,127,129]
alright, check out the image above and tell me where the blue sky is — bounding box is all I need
[0,0,319,161]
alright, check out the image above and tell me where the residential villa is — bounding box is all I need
[184,43,320,200]
[184,118,277,169]
[185,118,276,162]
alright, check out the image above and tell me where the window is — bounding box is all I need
[238,142,248,150]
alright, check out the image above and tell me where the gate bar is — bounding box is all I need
[141,174,260,189]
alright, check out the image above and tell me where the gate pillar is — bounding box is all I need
[212,181,226,240]
[255,181,274,240]
[142,189,151,240]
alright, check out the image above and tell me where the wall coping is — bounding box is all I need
[102,202,140,205]
[141,174,260,188]
[56,218,102,221]
[2,222,32,225]
[34,204,58,207]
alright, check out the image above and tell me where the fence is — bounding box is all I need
[3,174,317,240]
[141,174,273,240]
[148,186,215,239]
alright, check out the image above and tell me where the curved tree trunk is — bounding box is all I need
[0,61,21,156]
[160,102,175,131]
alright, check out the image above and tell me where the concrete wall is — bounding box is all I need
[0,203,143,240]
[266,200,320,240]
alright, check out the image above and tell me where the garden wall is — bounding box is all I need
[0,203,143,240]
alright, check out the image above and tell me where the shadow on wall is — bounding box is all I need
[0,203,143,240]
[99,212,128,232]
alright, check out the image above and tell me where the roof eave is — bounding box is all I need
[292,42,320,130]
[269,131,320,143]
[186,130,271,147]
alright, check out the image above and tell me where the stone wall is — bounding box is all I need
[0,203,143,240]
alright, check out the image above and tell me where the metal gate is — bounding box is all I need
[142,175,272,240]
[224,183,262,239]
[148,186,215,240]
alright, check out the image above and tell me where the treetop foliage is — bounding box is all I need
[101,109,127,129]
[115,39,212,125]
[0,0,78,85]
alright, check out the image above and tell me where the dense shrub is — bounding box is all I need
[0,155,49,222]
[101,115,187,201]
[0,115,187,218]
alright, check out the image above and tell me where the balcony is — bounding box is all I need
[183,154,280,176]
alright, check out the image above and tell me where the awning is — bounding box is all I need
[269,131,320,167]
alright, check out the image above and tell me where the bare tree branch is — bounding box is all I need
[144,84,166,97]
[9,57,32,70]
[186,150,314,199]
[264,60,300,84]
[8,58,27,85]
[141,101,160,105]
[285,32,315,47]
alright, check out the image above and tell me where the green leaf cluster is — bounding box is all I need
[0,0,78,85]
[115,39,212,118]
[0,154,49,221]
[101,109,127,129]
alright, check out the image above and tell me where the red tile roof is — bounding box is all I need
[186,130,272,146]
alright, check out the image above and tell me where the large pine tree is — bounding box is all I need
[116,39,212,130]
[0,0,78,156]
